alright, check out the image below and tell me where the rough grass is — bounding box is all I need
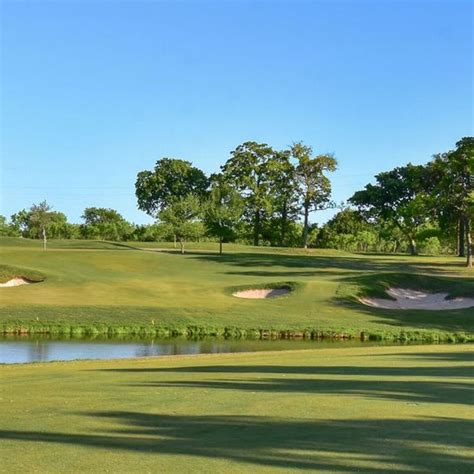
[0,237,473,340]
[0,264,46,283]
[0,344,472,473]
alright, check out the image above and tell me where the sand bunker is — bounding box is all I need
[360,287,474,310]
[0,278,33,288]
[233,288,290,299]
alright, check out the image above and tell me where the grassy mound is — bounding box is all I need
[0,264,46,284]
[339,273,474,302]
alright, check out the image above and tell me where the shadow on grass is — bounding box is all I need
[127,376,472,407]
[105,362,474,379]
[101,349,474,406]
[0,415,471,472]
[369,351,474,362]
[189,252,468,277]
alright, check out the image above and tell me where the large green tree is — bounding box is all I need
[267,150,299,246]
[221,142,274,246]
[350,164,430,255]
[427,137,474,267]
[292,142,337,248]
[135,158,209,217]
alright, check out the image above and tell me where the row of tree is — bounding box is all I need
[350,137,473,266]
[2,138,472,264]
[135,141,338,250]
[2,205,136,246]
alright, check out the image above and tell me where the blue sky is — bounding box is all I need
[1,0,472,225]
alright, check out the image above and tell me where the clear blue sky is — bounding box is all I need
[1,0,472,225]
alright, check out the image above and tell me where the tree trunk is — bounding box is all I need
[458,218,465,257]
[42,227,47,250]
[280,202,287,247]
[173,234,177,249]
[179,239,185,254]
[253,210,260,246]
[408,237,417,256]
[302,203,309,249]
[465,218,472,268]
[219,236,223,255]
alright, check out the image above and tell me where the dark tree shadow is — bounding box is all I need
[0,414,472,472]
[104,362,474,379]
[369,351,474,362]
[189,252,468,277]
[129,376,472,406]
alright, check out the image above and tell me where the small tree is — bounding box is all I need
[204,178,244,254]
[29,201,54,250]
[292,142,338,248]
[158,195,202,254]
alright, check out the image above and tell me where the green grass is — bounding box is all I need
[0,237,473,340]
[0,344,472,473]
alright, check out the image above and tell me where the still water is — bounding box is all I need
[0,336,399,364]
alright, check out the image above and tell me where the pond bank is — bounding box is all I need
[2,322,472,343]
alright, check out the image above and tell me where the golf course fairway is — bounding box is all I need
[1,344,473,473]
[1,238,473,341]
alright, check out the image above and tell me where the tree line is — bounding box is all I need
[2,138,472,265]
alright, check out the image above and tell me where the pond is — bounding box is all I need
[0,336,408,364]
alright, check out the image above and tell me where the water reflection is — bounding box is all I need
[0,335,413,364]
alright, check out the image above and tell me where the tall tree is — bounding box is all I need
[158,195,203,254]
[267,150,299,246]
[292,142,337,248]
[29,201,54,250]
[204,177,244,254]
[221,142,274,246]
[350,164,429,255]
[427,137,474,267]
[135,158,209,217]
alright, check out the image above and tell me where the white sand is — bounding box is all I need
[360,287,474,310]
[233,288,290,299]
[0,278,32,288]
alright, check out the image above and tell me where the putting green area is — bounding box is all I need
[0,344,472,473]
[0,237,473,340]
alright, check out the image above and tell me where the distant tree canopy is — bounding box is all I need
[349,164,430,255]
[80,207,134,241]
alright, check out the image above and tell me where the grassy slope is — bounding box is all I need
[1,237,473,339]
[0,344,472,473]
